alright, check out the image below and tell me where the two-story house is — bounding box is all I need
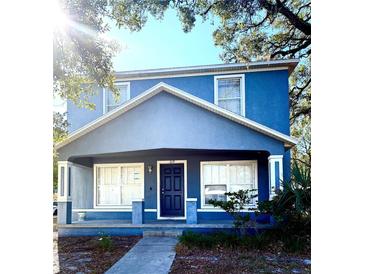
[55,59,298,236]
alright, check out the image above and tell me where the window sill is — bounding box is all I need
[198,206,257,212]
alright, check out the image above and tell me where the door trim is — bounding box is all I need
[157,160,187,220]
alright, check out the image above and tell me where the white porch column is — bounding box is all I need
[268,155,283,200]
[57,161,72,224]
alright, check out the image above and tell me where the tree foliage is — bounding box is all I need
[53,0,120,109]
[53,112,69,192]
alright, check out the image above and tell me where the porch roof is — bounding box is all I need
[56,82,297,152]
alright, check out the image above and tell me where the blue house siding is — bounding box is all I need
[245,70,290,135]
[67,70,290,136]
[67,86,104,132]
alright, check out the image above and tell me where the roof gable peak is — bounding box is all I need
[56,82,297,149]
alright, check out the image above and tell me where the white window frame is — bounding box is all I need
[200,160,258,210]
[268,155,283,200]
[214,74,245,116]
[58,161,72,202]
[93,162,144,209]
[103,82,131,114]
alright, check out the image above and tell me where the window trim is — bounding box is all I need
[57,161,73,202]
[103,82,131,114]
[200,160,258,209]
[93,162,144,209]
[214,74,245,116]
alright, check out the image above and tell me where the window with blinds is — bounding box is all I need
[95,163,144,207]
[201,161,257,207]
[214,75,244,116]
[105,82,130,113]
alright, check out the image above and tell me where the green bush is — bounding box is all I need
[258,162,311,252]
[205,161,310,253]
[208,189,257,231]
[98,232,113,251]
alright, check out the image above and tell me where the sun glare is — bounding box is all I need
[53,1,69,30]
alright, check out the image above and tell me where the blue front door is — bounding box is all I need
[160,164,184,217]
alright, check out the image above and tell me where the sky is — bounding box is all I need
[54,9,223,112]
[109,9,223,71]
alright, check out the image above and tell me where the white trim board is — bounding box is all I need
[156,160,188,220]
[56,82,297,150]
[72,208,132,212]
[116,67,289,81]
[197,208,256,212]
[114,59,299,80]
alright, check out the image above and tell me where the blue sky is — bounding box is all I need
[54,9,223,112]
[108,9,223,71]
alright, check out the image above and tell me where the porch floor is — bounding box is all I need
[58,219,273,237]
[60,219,237,228]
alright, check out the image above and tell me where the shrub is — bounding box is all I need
[206,161,311,252]
[98,232,113,251]
[258,162,311,252]
[179,231,242,249]
[208,189,257,233]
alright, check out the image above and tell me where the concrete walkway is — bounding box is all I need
[105,237,178,274]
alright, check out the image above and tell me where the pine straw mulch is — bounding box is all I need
[55,235,141,274]
[170,243,311,274]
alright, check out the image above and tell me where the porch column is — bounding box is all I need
[132,199,144,224]
[57,161,72,224]
[268,155,283,200]
[186,198,198,224]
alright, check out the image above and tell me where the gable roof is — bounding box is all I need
[115,59,299,80]
[56,82,297,150]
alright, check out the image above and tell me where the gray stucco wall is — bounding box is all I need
[71,164,93,209]
[59,91,285,161]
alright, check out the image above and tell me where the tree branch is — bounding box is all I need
[271,38,311,58]
[260,0,311,35]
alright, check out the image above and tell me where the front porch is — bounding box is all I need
[56,148,284,236]
[58,218,273,237]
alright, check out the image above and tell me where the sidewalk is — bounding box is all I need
[105,237,178,274]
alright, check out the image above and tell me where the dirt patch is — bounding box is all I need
[170,244,310,274]
[54,235,141,274]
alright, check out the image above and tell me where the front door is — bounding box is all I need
[160,164,184,217]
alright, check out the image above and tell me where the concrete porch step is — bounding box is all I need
[143,229,183,237]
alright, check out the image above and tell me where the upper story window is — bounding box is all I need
[104,82,130,113]
[214,74,245,116]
